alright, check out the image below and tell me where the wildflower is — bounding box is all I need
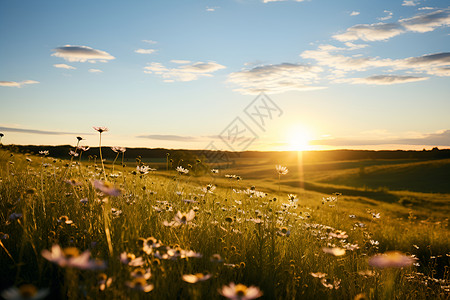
[64,179,82,186]
[136,165,150,175]
[173,210,195,225]
[368,251,415,268]
[310,272,327,278]
[93,126,109,133]
[1,284,49,300]
[26,157,32,163]
[182,273,212,283]
[320,278,341,290]
[219,283,263,300]
[111,146,126,153]
[42,244,106,270]
[371,212,381,219]
[176,166,189,175]
[202,184,216,194]
[57,215,73,225]
[77,146,90,152]
[138,237,161,255]
[125,278,154,292]
[211,169,219,174]
[210,254,223,263]
[92,180,121,197]
[357,270,375,277]
[69,150,79,157]
[120,252,144,267]
[76,136,83,141]
[276,165,288,175]
[277,227,290,237]
[130,268,152,280]
[9,213,22,221]
[39,150,49,156]
[322,247,346,256]
[98,273,112,291]
[287,194,298,202]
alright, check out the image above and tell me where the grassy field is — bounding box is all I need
[0,146,449,299]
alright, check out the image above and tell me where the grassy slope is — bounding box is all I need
[0,149,449,299]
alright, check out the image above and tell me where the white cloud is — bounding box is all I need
[142,40,157,44]
[227,63,325,94]
[333,9,450,43]
[402,0,420,6]
[51,45,115,63]
[418,7,435,11]
[399,9,450,32]
[0,80,39,88]
[350,11,360,16]
[206,6,219,12]
[135,48,157,54]
[88,69,103,73]
[301,45,393,72]
[333,22,404,42]
[144,61,226,82]
[53,63,76,70]
[349,75,429,85]
[378,10,393,21]
[301,42,450,78]
[170,60,191,64]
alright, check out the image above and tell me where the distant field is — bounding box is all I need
[221,156,450,218]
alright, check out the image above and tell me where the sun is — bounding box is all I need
[286,125,312,151]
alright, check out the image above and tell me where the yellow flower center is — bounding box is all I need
[63,247,80,258]
[19,284,38,298]
[235,284,248,296]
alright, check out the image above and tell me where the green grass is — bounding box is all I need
[0,148,449,299]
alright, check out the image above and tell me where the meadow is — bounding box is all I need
[0,137,449,299]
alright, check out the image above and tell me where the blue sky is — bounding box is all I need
[1,0,449,151]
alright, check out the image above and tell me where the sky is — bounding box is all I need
[1,0,449,152]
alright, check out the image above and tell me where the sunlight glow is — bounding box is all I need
[286,125,312,151]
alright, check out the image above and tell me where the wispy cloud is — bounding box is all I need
[0,126,91,136]
[348,75,429,85]
[333,9,450,42]
[136,134,197,142]
[402,0,420,7]
[135,49,157,54]
[88,69,103,73]
[333,22,404,42]
[418,7,435,11]
[51,45,115,63]
[311,130,450,146]
[228,63,325,94]
[206,6,219,12]
[144,61,226,82]
[0,80,39,88]
[378,10,393,21]
[301,42,450,77]
[400,9,450,32]
[350,11,360,16]
[170,60,191,64]
[142,40,157,44]
[53,63,76,70]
